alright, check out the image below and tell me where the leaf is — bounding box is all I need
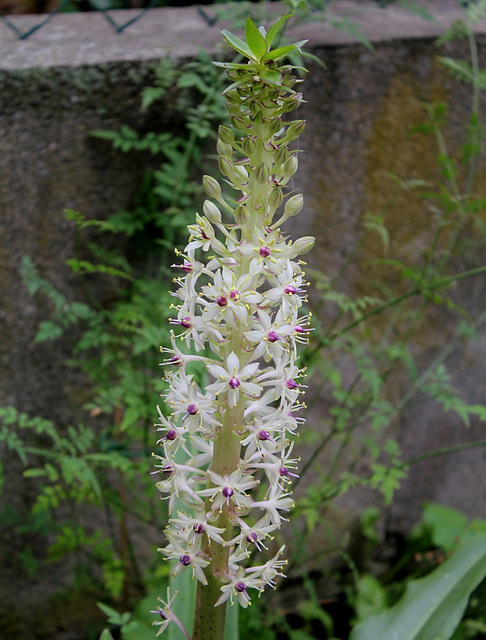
[245,16,267,61]
[99,630,115,640]
[220,29,255,60]
[265,14,292,48]
[262,44,300,64]
[350,534,486,640]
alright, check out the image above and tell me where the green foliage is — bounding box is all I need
[351,535,486,640]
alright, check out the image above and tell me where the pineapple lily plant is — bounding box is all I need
[152,16,314,640]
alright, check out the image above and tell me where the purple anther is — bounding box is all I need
[258,430,270,441]
[285,379,298,390]
[151,609,168,621]
[193,523,205,534]
[166,429,177,441]
[229,377,240,389]
[235,582,247,592]
[187,403,199,415]
[217,296,228,307]
[267,330,279,343]
[284,285,297,295]
[259,246,271,258]
[180,554,191,566]
[180,317,192,329]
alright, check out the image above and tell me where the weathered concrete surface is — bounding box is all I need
[1,1,486,638]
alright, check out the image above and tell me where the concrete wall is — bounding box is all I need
[1,2,486,637]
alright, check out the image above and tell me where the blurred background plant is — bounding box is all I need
[1,1,486,639]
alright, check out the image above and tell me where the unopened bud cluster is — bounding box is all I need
[152,19,314,633]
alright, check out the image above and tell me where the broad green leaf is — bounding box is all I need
[245,16,267,61]
[266,14,292,48]
[220,29,255,60]
[99,630,115,640]
[350,534,486,640]
[224,599,239,640]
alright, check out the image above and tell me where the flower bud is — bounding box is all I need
[283,194,304,219]
[218,125,235,144]
[203,200,222,223]
[256,163,270,184]
[234,205,249,226]
[283,154,298,179]
[282,120,306,144]
[242,136,257,156]
[268,187,283,211]
[202,175,222,200]
[219,155,235,179]
[274,147,288,166]
[217,139,233,158]
[231,115,249,131]
[291,235,315,256]
[267,117,282,136]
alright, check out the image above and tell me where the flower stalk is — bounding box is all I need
[153,15,314,640]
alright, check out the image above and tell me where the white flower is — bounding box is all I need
[251,485,294,524]
[206,351,261,408]
[198,469,258,513]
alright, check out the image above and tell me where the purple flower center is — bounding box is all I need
[267,330,279,343]
[284,285,297,295]
[193,523,205,534]
[280,467,289,476]
[170,355,182,366]
[258,430,270,441]
[162,464,174,474]
[230,289,240,300]
[180,316,192,329]
[259,245,271,257]
[222,486,234,498]
[166,429,177,441]
[229,377,240,389]
[286,379,298,390]
[182,262,193,273]
[180,554,191,566]
[246,532,258,544]
[235,581,247,592]
[217,296,228,307]
[294,325,305,333]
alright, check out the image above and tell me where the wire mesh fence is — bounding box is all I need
[0,0,221,39]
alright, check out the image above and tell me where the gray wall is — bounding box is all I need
[1,2,486,638]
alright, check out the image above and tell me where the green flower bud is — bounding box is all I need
[268,187,284,211]
[219,155,235,179]
[218,125,235,144]
[283,194,304,219]
[283,154,298,179]
[291,235,315,256]
[256,163,270,184]
[202,175,222,200]
[231,115,249,131]
[274,147,288,166]
[234,205,249,225]
[217,140,233,158]
[242,136,257,156]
